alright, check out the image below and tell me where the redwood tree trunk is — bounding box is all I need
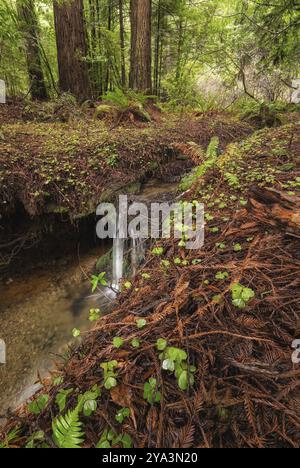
[53,0,90,101]
[17,0,48,100]
[129,0,152,93]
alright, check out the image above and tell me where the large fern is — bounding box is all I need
[52,407,84,449]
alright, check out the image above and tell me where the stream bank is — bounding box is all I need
[0,178,179,422]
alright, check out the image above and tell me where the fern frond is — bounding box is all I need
[52,407,84,449]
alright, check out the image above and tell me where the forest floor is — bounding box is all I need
[1,103,300,448]
[0,103,252,219]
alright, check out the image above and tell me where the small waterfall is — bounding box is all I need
[112,233,125,292]
[112,225,146,292]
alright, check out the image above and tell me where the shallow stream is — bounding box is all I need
[0,179,178,420]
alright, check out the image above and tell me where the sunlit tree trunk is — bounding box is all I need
[53,0,90,101]
[17,0,48,100]
[129,0,152,93]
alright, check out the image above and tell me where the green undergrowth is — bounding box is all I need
[0,113,252,218]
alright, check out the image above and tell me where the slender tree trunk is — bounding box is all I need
[176,17,184,81]
[53,0,90,101]
[95,0,103,96]
[119,0,126,88]
[129,0,152,93]
[17,0,48,100]
[88,0,97,97]
[104,0,113,92]
[154,0,162,96]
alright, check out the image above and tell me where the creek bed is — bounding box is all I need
[0,179,179,421]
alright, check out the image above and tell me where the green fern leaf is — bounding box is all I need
[52,408,84,449]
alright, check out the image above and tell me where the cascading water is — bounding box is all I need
[112,222,125,292]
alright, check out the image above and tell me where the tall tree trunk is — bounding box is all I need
[88,0,97,97]
[17,0,48,100]
[176,17,184,81]
[119,0,126,88]
[53,0,90,101]
[154,0,162,96]
[129,0,152,93]
[105,0,113,93]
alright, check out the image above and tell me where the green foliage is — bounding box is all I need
[0,428,21,448]
[78,385,101,417]
[143,378,161,404]
[131,338,140,348]
[28,394,49,415]
[25,431,45,449]
[55,388,74,412]
[52,407,84,449]
[89,308,101,322]
[115,408,130,424]
[136,318,147,329]
[113,337,124,349]
[96,429,132,449]
[231,283,255,309]
[72,328,81,338]
[215,271,229,280]
[91,272,108,293]
[100,361,118,390]
[159,347,196,391]
[180,137,220,191]
[156,338,168,351]
[152,247,164,256]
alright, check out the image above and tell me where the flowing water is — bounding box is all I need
[0,179,178,421]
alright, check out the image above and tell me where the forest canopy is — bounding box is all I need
[0,0,299,107]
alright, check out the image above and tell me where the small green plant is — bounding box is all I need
[136,318,147,329]
[52,406,84,449]
[143,378,161,404]
[156,338,168,351]
[159,347,196,390]
[142,273,151,280]
[96,429,132,449]
[161,259,170,269]
[91,272,108,293]
[231,283,255,309]
[123,281,132,290]
[28,394,49,415]
[233,243,242,252]
[113,337,124,349]
[78,385,101,417]
[192,259,202,265]
[115,408,130,424]
[0,428,21,448]
[25,431,46,449]
[152,247,164,256]
[100,361,118,390]
[216,242,226,250]
[215,271,229,280]
[89,308,101,322]
[225,172,240,189]
[72,328,81,338]
[55,388,74,412]
[131,338,140,348]
[107,153,119,168]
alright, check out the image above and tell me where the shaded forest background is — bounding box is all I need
[0,0,299,108]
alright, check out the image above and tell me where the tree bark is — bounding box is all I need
[129,0,152,93]
[53,0,90,101]
[17,0,48,100]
